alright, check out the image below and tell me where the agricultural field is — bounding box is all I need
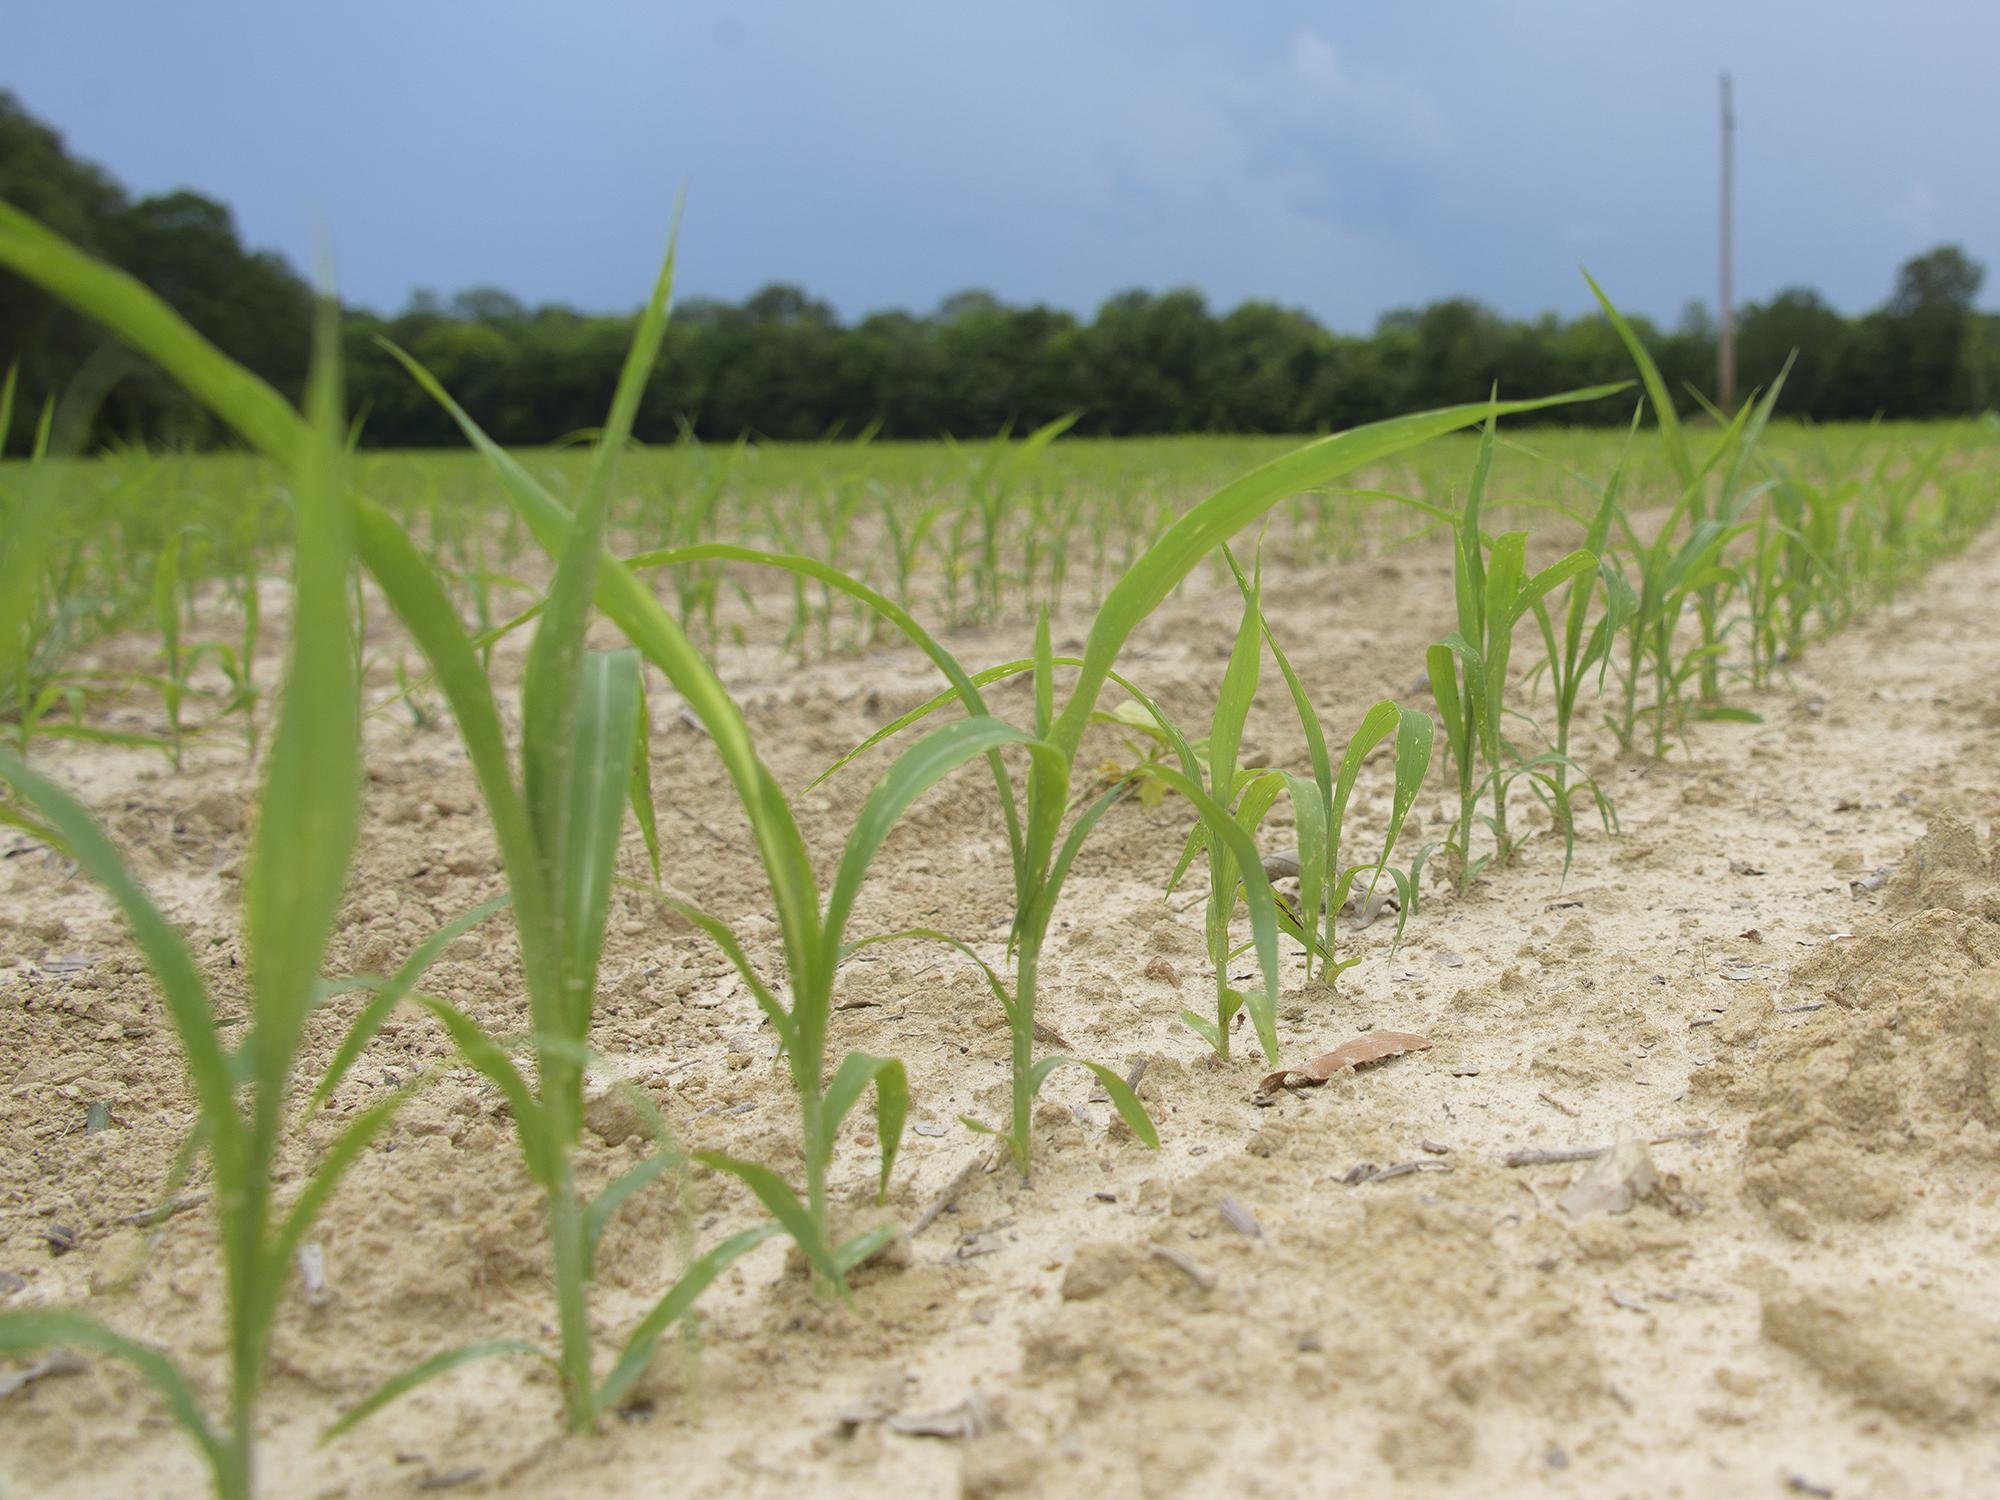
[5,214,2000,1500]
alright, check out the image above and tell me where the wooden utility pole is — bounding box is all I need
[1718,72,1737,413]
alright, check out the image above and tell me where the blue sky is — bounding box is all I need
[11,1,1997,327]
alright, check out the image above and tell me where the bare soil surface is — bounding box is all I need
[6,524,2000,1499]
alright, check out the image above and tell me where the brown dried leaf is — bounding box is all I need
[1258,1031,1430,1092]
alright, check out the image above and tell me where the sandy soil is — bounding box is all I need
[4,519,2000,1500]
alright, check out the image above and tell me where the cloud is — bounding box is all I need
[1281,29,1448,155]
[1037,26,1442,321]
[30,0,1993,326]
[1070,26,1447,232]
[1890,182,1938,238]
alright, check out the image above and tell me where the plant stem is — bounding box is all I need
[549,1183,595,1432]
[800,1089,828,1250]
[1697,596,1721,702]
[1619,626,1643,752]
[219,1407,254,1500]
[1651,622,1671,759]
[1553,689,1573,798]
[1010,938,1041,1175]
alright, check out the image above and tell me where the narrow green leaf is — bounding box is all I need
[0,798,71,856]
[353,500,557,1016]
[1282,770,1329,973]
[0,202,303,458]
[1029,780,1134,941]
[1209,566,1263,802]
[1137,762,1284,1061]
[694,1152,845,1288]
[820,717,1064,968]
[1425,642,1465,750]
[270,1082,418,1284]
[243,293,359,1117]
[843,926,1017,1028]
[583,1150,679,1272]
[595,1224,779,1412]
[1178,1009,1223,1052]
[801,655,1038,789]
[628,675,662,886]
[1027,1057,1159,1147]
[1582,268,1693,490]
[324,1340,553,1440]
[376,342,826,998]
[308,895,509,1114]
[552,650,642,1038]
[1331,700,1401,842]
[0,1311,224,1473]
[831,1224,901,1276]
[519,218,677,903]
[1051,384,1627,764]
[820,1051,908,1201]
[1033,607,1054,740]
[0,752,234,1139]
[413,996,553,1183]
[1517,549,1597,616]
[1455,411,1497,646]
[650,895,796,1050]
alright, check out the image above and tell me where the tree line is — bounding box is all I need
[3,90,1996,454]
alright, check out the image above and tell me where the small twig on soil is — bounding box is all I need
[0,1350,85,1400]
[123,1193,208,1227]
[1503,1129,1712,1168]
[1344,1160,1454,1186]
[1776,1002,1826,1014]
[1537,1091,1581,1118]
[415,1468,484,1492]
[887,1391,993,1440]
[669,800,730,847]
[1215,1195,1263,1238]
[1030,1018,1073,1049]
[1149,1245,1219,1292]
[911,1151,988,1237]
